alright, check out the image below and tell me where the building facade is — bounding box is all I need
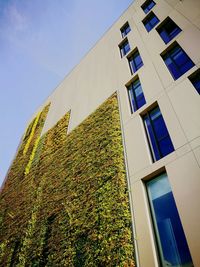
[1,0,200,266]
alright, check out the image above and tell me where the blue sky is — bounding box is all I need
[0,0,133,186]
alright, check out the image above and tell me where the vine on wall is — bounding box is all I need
[0,95,135,266]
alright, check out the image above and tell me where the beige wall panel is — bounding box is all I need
[168,79,200,141]
[193,146,200,167]
[158,94,188,148]
[166,152,200,267]
[131,180,159,267]
[124,117,151,177]
[175,0,200,25]
[179,26,200,65]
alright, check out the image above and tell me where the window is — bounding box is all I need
[161,43,194,80]
[141,0,156,14]
[127,77,146,112]
[128,49,143,74]
[143,12,160,32]
[188,69,200,94]
[143,105,174,161]
[119,39,130,57]
[156,17,182,44]
[146,173,193,267]
[120,22,131,38]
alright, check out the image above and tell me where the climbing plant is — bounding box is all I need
[0,94,135,266]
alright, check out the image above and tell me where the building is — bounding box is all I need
[0,0,200,266]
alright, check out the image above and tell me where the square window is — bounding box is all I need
[146,173,193,267]
[141,0,156,14]
[156,17,182,44]
[188,69,200,94]
[143,12,160,32]
[143,105,174,161]
[127,77,146,112]
[128,49,144,74]
[120,22,131,38]
[119,39,130,57]
[161,42,195,80]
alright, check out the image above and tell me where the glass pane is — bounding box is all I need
[145,21,153,32]
[150,15,159,27]
[128,87,136,112]
[144,115,160,161]
[158,136,175,157]
[147,173,193,267]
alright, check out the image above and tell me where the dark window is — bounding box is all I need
[146,173,193,267]
[188,69,200,94]
[143,12,160,32]
[156,17,182,44]
[121,22,131,38]
[161,43,194,80]
[141,0,156,14]
[127,78,146,112]
[128,49,143,73]
[143,106,174,161]
[119,39,130,57]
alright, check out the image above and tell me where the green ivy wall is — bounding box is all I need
[0,94,135,267]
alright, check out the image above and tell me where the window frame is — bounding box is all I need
[188,69,200,94]
[142,11,160,32]
[120,22,131,38]
[156,17,182,44]
[145,172,193,267]
[126,76,146,113]
[119,38,131,57]
[143,105,174,162]
[141,0,156,14]
[127,48,144,74]
[161,42,195,80]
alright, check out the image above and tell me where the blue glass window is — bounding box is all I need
[121,22,131,38]
[162,43,194,80]
[127,78,146,112]
[143,106,174,161]
[128,49,143,73]
[157,17,182,44]
[143,12,160,32]
[147,173,193,267]
[119,39,130,57]
[189,69,200,94]
[141,0,156,14]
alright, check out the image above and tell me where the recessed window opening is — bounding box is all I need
[188,69,200,94]
[143,105,174,162]
[146,172,194,267]
[143,12,160,32]
[156,17,182,44]
[127,77,146,112]
[119,39,130,57]
[128,49,144,74]
[120,22,131,38]
[161,42,195,80]
[141,0,156,14]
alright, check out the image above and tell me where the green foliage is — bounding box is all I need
[0,95,135,266]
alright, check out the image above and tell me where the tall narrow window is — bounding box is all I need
[143,12,160,32]
[161,43,195,80]
[146,173,193,267]
[127,77,146,112]
[120,22,131,38]
[119,39,130,57]
[156,17,182,44]
[188,69,200,94]
[128,49,143,74]
[143,105,174,161]
[141,0,156,14]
